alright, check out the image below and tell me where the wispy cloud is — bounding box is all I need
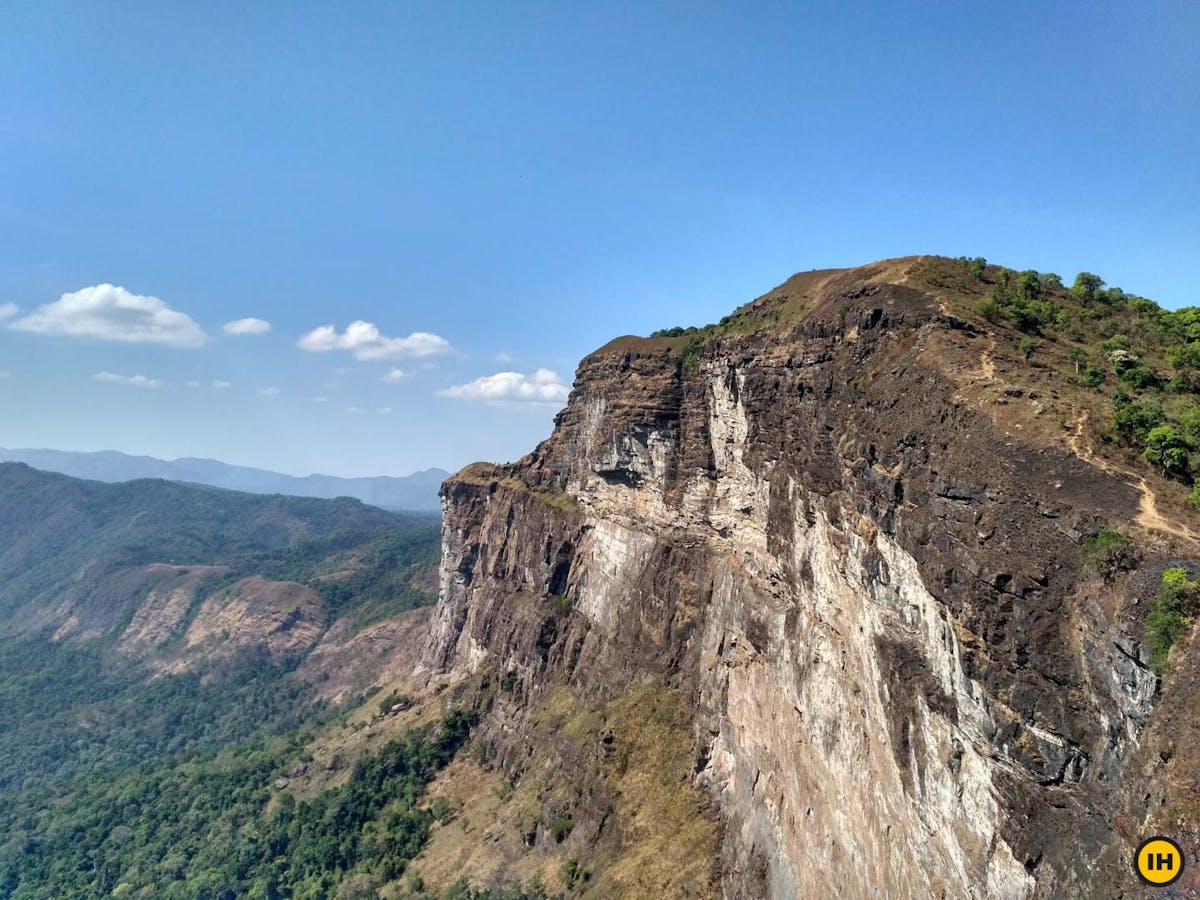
[11,285,207,347]
[222,317,271,336]
[212,380,232,389]
[381,368,408,383]
[377,406,393,414]
[0,303,17,323]
[297,321,450,360]
[186,380,201,388]
[93,371,163,389]
[257,386,280,397]
[344,405,366,414]
[438,368,570,405]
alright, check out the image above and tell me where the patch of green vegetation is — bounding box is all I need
[276,524,443,627]
[648,325,708,339]
[1143,425,1191,479]
[681,332,706,373]
[1080,529,1137,579]
[561,858,591,891]
[940,258,1200,489]
[1112,391,1165,444]
[0,709,478,897]
[965,256,988,278]
[983,268,1063,335]
[1018,337,1041,360]
[550,594,573,617]
[1146,567,1200,674]
[550,813,575,843]
[490,474,578,517]
[649,310,771,374]
[974,297,1002,323]
[0,634,329,799]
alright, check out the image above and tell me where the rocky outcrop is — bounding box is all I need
[117,569,325,674]
[424,259,1194,898]
[116,565,227,656]
[165,575,324,673]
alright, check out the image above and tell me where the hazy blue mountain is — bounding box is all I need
[0,446,448,511]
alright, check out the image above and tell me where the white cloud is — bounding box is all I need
[93,371,163,389]
[297,321,451,360]
[222,317,271,336]
[257,386,280,397]
[212,379,232,389]
[186,380,201,388]
[0,303,17,323]
[377,406,393,414]
[438,368,570,405]
[381,368,408,383]
[10,284,207,347]
[312,395,329,403]
[345,405,366,414]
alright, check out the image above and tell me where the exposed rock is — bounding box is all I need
[163,576,324,674]
[422,258,1196,898]
[116,565,228,656]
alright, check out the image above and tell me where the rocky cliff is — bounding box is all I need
[418,257,1200,898]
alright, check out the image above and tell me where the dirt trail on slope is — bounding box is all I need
[980,335,997,381]
[1069,414,1199,544]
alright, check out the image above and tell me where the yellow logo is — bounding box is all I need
[1135,836,1185,886]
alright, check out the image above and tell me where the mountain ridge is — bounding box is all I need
[0,446,449,511]
[410,254,1200,897]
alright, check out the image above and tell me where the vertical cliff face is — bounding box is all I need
[423,258,1193,898]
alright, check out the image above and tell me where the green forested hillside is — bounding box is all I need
[0,709,480,899]
[0,464,476,899]
[0,462,433,620]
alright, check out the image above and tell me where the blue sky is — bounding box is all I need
[1,1,1196,477]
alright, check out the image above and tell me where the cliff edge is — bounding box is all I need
[416,256,1200,898]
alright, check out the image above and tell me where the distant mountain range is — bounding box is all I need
[0,446,448,511]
